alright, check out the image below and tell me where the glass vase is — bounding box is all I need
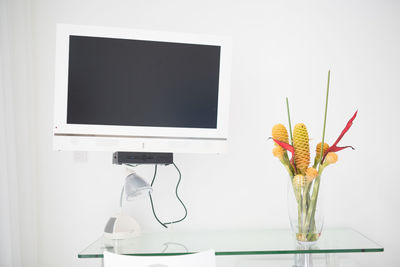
[287,176,324,245]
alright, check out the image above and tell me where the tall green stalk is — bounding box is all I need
[304,71,331,235]
[319,70,330,167]
[286,97,296,176]
[287,97,301,232]
[286,97,293,146]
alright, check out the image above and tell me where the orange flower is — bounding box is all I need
[305,167,318,182]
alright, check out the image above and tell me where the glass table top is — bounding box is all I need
[78,228,383,258]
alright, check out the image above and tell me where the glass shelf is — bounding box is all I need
[78,228,383,258]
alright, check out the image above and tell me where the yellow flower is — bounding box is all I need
[293,174,306,188]
[305,167,318,183]
[315,142,329,162]
[293,123,310,174]
[272,146,284,161]
[272,124,289,145]
[325,152,338,165]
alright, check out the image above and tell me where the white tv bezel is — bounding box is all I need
[53,24,232,153]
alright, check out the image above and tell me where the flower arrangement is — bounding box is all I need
[271,71,357,243]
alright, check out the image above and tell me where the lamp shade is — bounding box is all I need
[124,172,153,200]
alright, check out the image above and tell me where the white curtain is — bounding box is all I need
[0,0,36,266]
[0,0,22,265]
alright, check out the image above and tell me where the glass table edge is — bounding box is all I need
[78,228,385,259]
[78,248,384,258]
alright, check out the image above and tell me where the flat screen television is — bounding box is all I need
[53,24,232,153]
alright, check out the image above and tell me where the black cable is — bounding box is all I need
[163,163,188,225]
[149,165,167,228]
[150,164,158,186]
[149,193,168,228]
[148,163,188,228]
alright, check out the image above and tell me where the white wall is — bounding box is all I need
[26,0,400,266]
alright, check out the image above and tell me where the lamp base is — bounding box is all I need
[103,213,141,239]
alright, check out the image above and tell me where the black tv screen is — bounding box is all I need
[67,35,221,129]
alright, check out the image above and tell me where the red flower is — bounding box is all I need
[321,110,357,163]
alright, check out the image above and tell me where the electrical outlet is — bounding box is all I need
[73,151,88,163]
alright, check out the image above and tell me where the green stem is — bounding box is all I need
[302,71,331,239]
[291,178,300,203]
[298,195,302,234]
[304,176,321,233]
[307,216,316,240]
[305,183,311,212]
[290,178,301,233]
[301,187,307,233]
[319,70,330,168]
[286,97,293,146]
[286,97,296,174]
[282,152,294,176]
[306,183,316,240]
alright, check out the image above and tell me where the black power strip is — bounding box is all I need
[112,152,173,165]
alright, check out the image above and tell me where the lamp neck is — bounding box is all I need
[119,185,124,208]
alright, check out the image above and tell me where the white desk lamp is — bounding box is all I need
[104,172,152,239]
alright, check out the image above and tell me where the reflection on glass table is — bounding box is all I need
[79,228,382,258]
[233,254,367,267]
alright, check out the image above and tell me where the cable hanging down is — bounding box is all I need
[149,163,188,228]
